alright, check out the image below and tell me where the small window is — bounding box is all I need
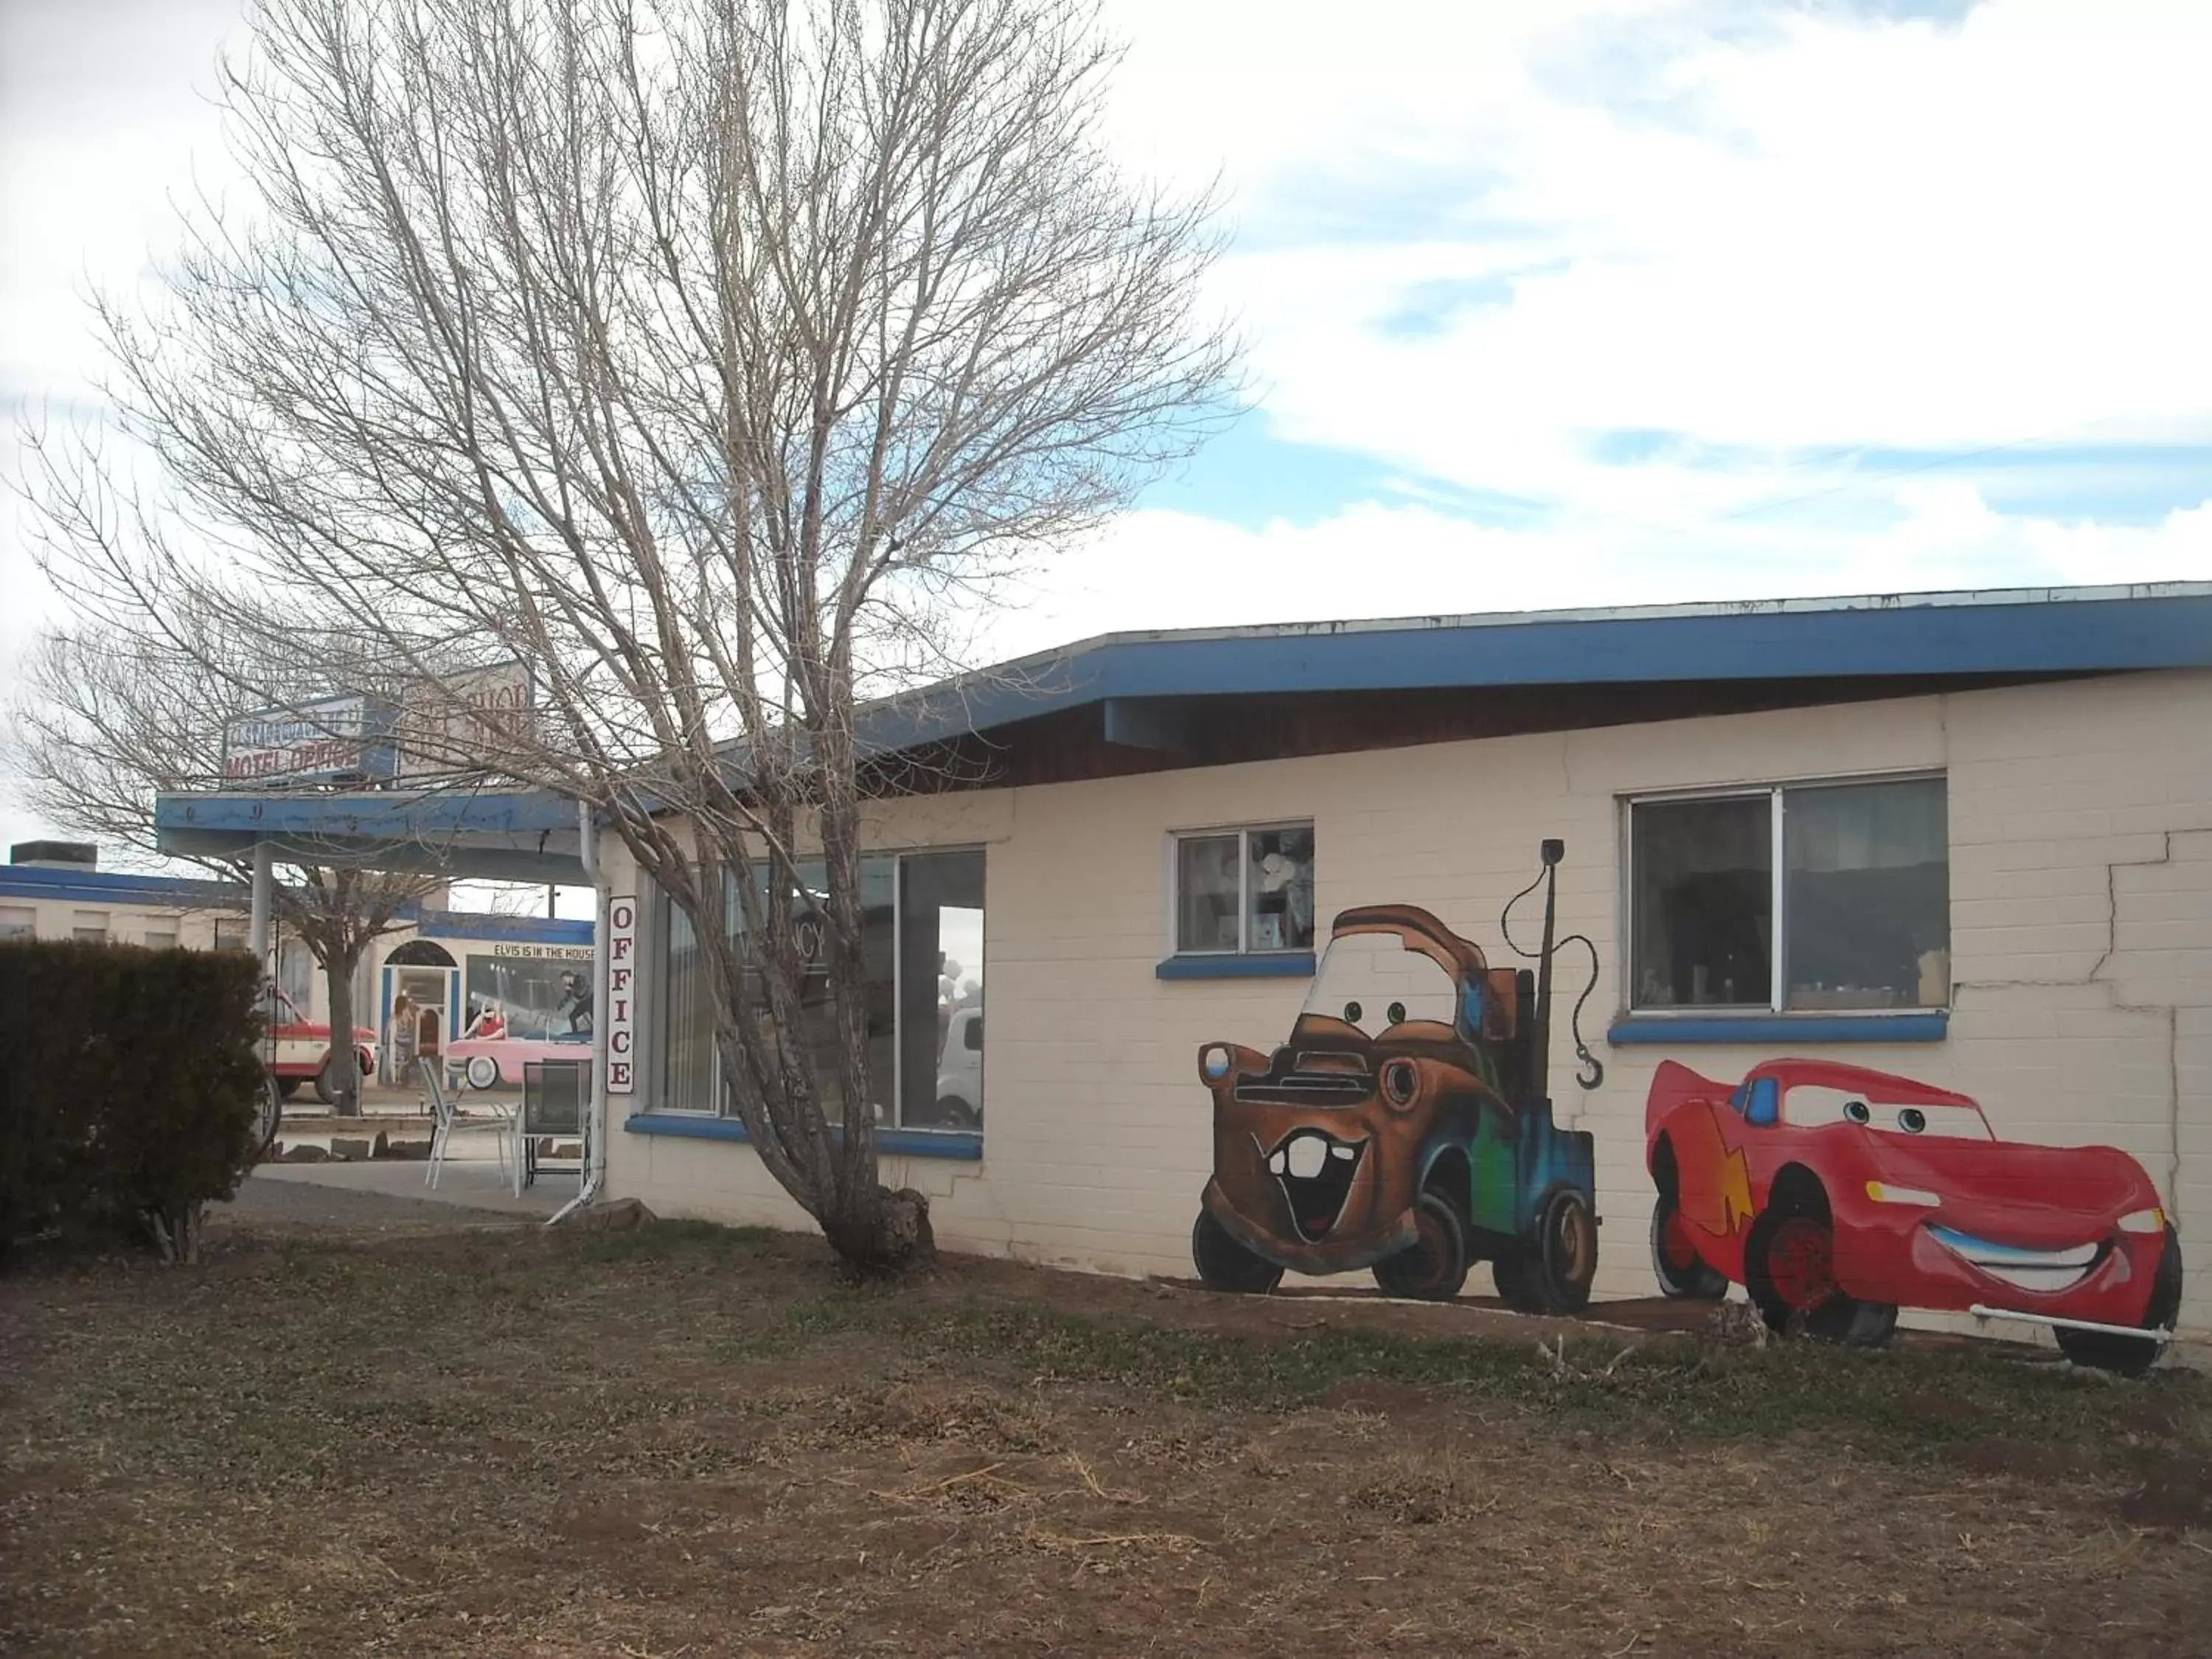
[214,919,249,953]
[143,930,178,951]
[1630,776,1947,1014]
[0,906,34,941]
[72,911,109,944]
[1172,824,1315,956]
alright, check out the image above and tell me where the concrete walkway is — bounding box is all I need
[251,1145,574,1220]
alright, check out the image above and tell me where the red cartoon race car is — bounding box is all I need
[1644,1057,2182,1374]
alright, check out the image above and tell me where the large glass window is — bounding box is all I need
[745,857,898,1126]
[1630,776,1947,1013]
[657,887,717,1112]
[1630,797,1772,1009]
[900,851,985,1128]
[1172,823,1315,956]
[653,850,981,1132]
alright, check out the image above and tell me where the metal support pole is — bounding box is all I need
[549,800,608,1227]
[1531,841,1562,1102]
[1969,1304,2174,1343]
[248,842,274,966]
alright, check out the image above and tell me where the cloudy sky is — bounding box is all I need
[3,0,2209,853]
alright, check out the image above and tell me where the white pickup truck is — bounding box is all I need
[265,989,376,1105]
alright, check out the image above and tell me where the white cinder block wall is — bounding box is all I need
[601,669,2212,1335]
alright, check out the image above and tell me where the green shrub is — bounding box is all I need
[0,939,266,1262]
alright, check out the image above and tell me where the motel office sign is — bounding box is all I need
[221,696,399,785]
[222,667,535,785]
[605,895,637,1095]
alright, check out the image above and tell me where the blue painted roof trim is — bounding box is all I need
[1156,952,1316,981]
[622,1111,983,1161]
[0,864,248,908]
[418,910,594,945]
[147,587,2212,841]
[856,590,2212,752]
[1608,1012,1949,1046]
[155,788,577,839]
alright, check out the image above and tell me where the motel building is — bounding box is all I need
[1,841,592,1096]
[153,583,2212,1361]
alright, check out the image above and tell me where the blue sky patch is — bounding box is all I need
[1140,414,1552,531]
[1582,428,2212,528]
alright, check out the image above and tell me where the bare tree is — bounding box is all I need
[7,621,443,1116]
[16,0,1237,1265]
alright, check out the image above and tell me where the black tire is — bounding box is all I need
[1372,1191,1471,1301]
[465,1054,501,1091]
[1745,1203,1828,1334]
[1743,1196,1896,1346]
[935,1093,981,1130]
[2056,1225,2183,1377]
[1827,1297,1899,1348]
[1192,1209,1284,1294]
[274,1076,303,1102]
[246,1075,283,1172]
[1651,1191,1728,1301]
[313,1056,344,1106]
[1523,1187,1599,1314]
[1492,1250,1536,1308]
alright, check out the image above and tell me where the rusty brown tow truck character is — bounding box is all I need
[1191,844,1602,1311]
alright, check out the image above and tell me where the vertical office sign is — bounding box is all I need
[605,894,637,1094]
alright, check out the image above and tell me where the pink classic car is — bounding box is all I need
[447,1030,594,1090]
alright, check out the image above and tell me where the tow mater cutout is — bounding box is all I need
[1192,845,1602,1313]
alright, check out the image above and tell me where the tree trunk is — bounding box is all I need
[324,948,362,1116]
[820,1186,936,1273]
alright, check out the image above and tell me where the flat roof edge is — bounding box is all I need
[1006,580,2212,667]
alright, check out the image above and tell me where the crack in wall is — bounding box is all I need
[1955,830,2188,1217]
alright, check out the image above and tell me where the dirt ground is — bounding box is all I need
[4,1189,2210,1658]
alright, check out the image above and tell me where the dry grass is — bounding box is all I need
[2,1205,2209,1657]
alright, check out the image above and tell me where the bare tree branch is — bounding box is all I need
[11,0,1237,1265]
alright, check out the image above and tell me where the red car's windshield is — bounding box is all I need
[1781,1083,1993,1141]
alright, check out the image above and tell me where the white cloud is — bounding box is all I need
[1099,0,2212,536]
[985,483,2212,661]
[4,0,2208,851]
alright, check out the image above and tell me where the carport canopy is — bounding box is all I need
[154,787,589,886]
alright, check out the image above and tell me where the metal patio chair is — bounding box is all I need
[420,1057,514,1190]
[518,1059,588,1196]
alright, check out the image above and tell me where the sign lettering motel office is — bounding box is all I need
[222,695,398,785]
[606,895,637,1095]
[220,665,535,787]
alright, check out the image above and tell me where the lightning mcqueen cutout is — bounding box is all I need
[1645,1057,2183,1374]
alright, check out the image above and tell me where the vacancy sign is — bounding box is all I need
[606,895,637,1094]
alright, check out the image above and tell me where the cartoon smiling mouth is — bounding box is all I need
[1264,1128,1366,1243]
[1928,1225,2103,1295]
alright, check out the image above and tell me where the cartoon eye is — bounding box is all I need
[1343,1001,1363,1023]
[1897,1107,1927,1135]
[1386,1001,1407,1025]
[1843,1099,1871,1124]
